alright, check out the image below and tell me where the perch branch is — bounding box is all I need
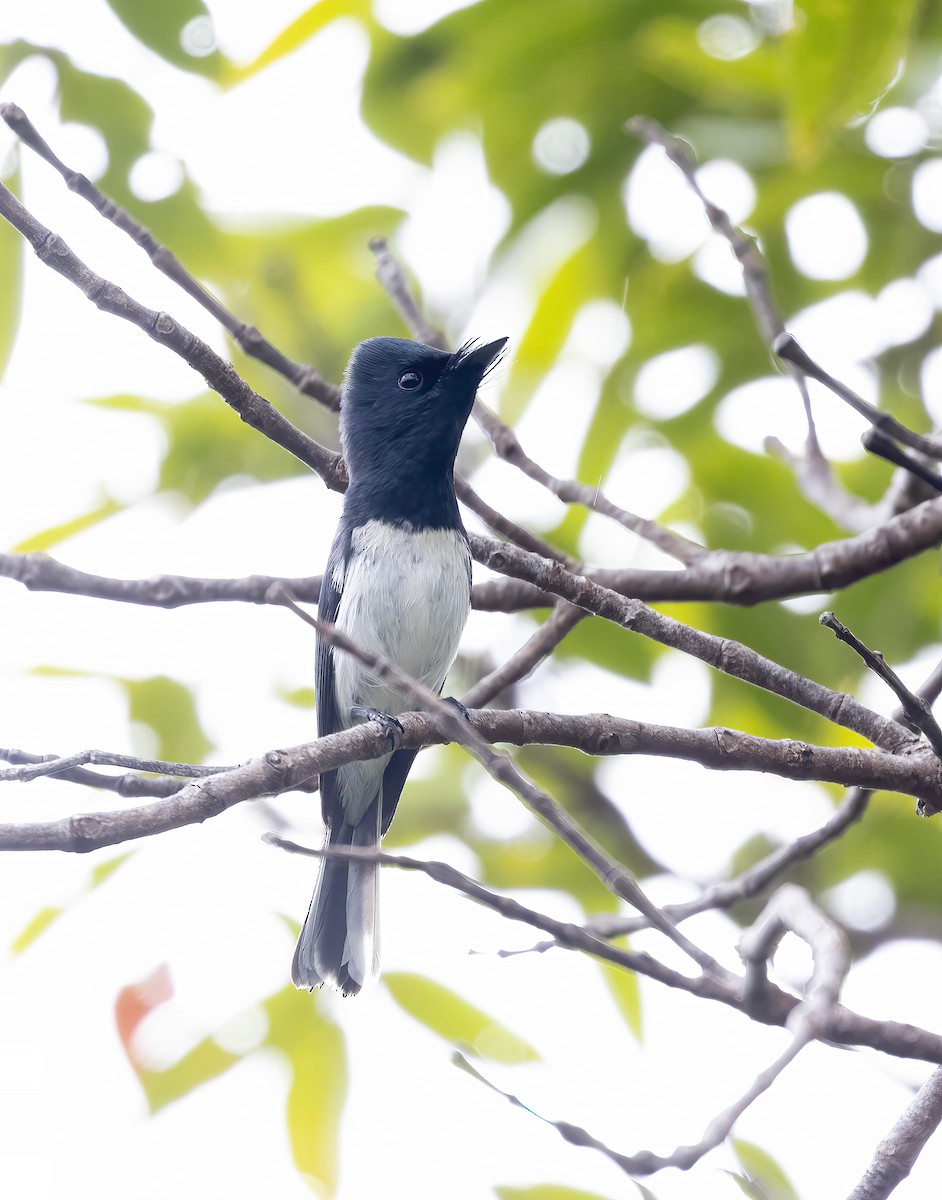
[270,586,719,972]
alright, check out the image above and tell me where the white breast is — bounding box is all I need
[331,520,471,820]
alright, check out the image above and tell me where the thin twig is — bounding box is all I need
[0,181,345,489]
[627,116,820,453]
[821,612,942,762]
[368,236,448,349]
[862,430,942,494]
[461,601,587,709]
[0,748,192,798]
[367,231,702,565]
[776,334,942,459]
[0,102,343,412]
[0,748,233,783]
[262,834,942,1063]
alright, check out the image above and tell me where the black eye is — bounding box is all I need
[397,370,423,391]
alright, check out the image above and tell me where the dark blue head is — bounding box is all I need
[340,337,506,490]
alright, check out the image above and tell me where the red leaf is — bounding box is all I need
[115,963,173,1063]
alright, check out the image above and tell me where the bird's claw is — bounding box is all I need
[350,706,404,749]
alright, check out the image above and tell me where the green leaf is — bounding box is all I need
[723,1171,772,1200]
[103,0,229,79]
[90,852,133,887]
[266,987,347,1196]
[783,0,921,164]
[732,1139,800,1200]
[0,159,22,379]
[279,686,315,709]
[597,940,642,1041]
[227,0,374,85]
[12,497,123,553]
[496,1187,620,1200]
[11,852,133,955]
[10,907,62,956]
[0,41,154,201]
[140,1036,241,1112]
[131,984,346,1195]
[385,973,540,1063]
[120,675,213,764]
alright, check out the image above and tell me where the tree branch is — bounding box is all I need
[822,612,942,763]
[263,834,942,1064]
[776,334,942,460]
[271,587,719,973]
[470,535,921,756]
[461,601,587,709]
[0,180,345,489]
[847,1066,942,1199]
[0,102,343,412]
[7,486,942,614]
[4,708,941,848]
[461,886,849,1180]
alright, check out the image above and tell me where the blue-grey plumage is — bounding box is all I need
[292,335,507,995]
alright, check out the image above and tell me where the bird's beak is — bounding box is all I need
[451,337,508,382]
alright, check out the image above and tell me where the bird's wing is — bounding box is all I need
[315,531,348,828]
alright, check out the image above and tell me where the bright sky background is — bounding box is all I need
[2,2,942,1199]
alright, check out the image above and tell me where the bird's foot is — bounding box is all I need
[350,706,404,749]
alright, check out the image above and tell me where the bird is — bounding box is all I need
[292,334,508,996]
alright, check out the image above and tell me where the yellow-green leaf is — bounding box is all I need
[227,0,374,86]
[10,906,62,956]
[267,987,347,1196]
[598,939,642,1041]
[90,852,133,888]
[385,972,539,1063]
[732,1139,799,1200]
[140,1037,241,1113]
[496,1188,621,1200]
[103,0,229,80]
[784,0,920,164]
[12,497,122,553]
[11,852,133,955]
[121,675,213,764]
[0,159,22,379]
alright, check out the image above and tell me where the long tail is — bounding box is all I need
[291,800,381,996]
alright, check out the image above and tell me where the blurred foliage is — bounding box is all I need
[597,938,643,1042]
[104,0,230,80]
[0,160,21,376]
[121,674,214,763]
[495,1188,622,1200]
[729,1137,800,1200]
[384,971,540,1063]
[12,496,123,552]
[116,969,346,1193]
[7,0,942,1195]
[10,852,131,954]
